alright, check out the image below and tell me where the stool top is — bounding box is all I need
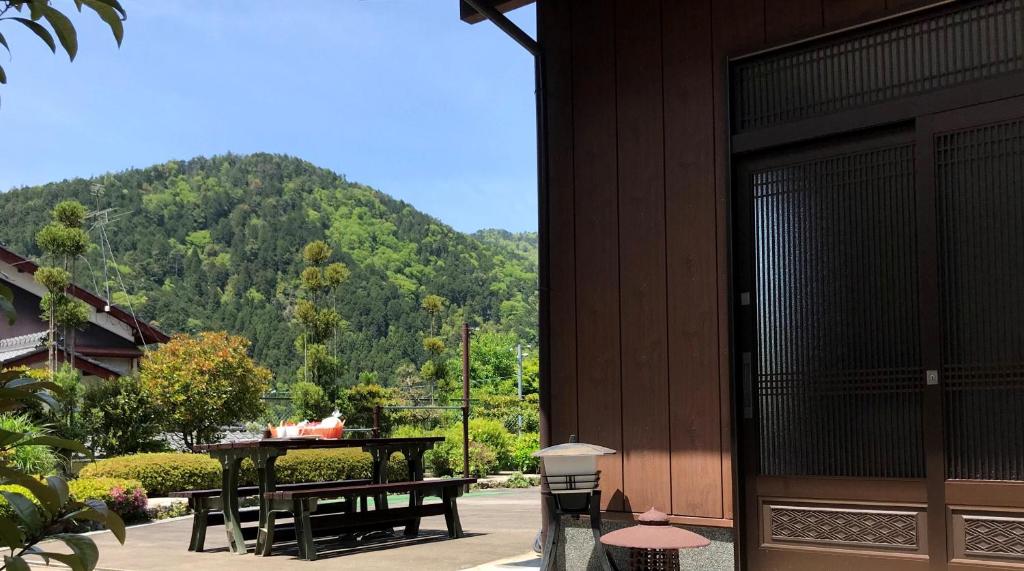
[600,509,711,551]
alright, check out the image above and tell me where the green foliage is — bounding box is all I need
[80,450,407,497]
[35,223,88,259]
[46,364,86,450]
[39,293,89,330]
[271,449,407,484]
[302,240,332,266]
[422,336,445,355]
[0,413,58,475]
[504,471,532,488]
[33,267,70,292]
[341,383,394,429]
[140,332,270,447]
[0,282,14,325]
[0,369,126,571]
[473,393,540,433]
[0,0,125,88]
[81,376,163,456]
[510,432,540,473]
[290,381,333,421]
[294,239,349,399]
[51,200,87,229]
[401,419,511,478]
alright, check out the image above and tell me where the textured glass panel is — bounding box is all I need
[733,0,1024,132]
[938,119,1024,481]
[754,144,925,478]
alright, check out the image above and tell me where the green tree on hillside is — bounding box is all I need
[294,240,350,402]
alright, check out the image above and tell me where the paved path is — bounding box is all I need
[33,488,541,571]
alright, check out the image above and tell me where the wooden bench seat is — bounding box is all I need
[262,478,477,560]
[170,479,369,552]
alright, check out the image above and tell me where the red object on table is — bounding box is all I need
[600,508,710,570]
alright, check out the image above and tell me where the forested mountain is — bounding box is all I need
[0,154,538,389]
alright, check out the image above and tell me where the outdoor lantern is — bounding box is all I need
[534,440,615,493]
[536,437,618,571]
[600,508,710,571]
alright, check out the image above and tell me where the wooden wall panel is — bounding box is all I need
[663,0,725,519]
[766,0,823,44]
[540,0,578,445]
[571,0,624,512]
[615,0,671,514]
[824,0,887,29]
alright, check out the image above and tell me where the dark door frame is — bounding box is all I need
[726,2,1024,569]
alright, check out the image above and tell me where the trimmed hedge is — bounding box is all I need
[79,453,219,497]
[80,450,409,497]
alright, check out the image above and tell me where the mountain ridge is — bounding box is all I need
[0,153,538,388]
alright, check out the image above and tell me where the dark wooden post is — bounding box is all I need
[462,322,471,480]
[372,405,381,439]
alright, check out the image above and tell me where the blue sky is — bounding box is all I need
[0,1,537,233]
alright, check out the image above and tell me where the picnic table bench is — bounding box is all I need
[262,477,477,561]
[192,437,446,556]
[170,479,369,552]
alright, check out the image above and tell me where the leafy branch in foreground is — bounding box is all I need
[0,0,125,86]
[0,370,125,571]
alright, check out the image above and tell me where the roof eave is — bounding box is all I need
[460,0,534,24]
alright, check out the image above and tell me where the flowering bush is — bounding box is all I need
[68,477,148,522]
[109,486,148,522]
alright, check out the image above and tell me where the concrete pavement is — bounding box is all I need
[31,488,542,571]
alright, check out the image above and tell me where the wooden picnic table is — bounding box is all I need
[194,436,444,555]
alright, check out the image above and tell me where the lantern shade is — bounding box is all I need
[601,526,710,551]
[532,442,616,457]
[600,509,711,551]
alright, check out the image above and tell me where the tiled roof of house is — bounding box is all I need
[0,244,169,345]
[0,331,47,362]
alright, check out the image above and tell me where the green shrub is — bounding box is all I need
[290,381,334,421]
[79,453,220,497]
[80,450,409,497]
[68,477,148,521]
[82,376,164,456]
[271,449,407,484]
[0,413,59,476]
[504,471,531,488]
[424,421,503,478]
[472,393,540,433]
[467,418,512,469]
[510,432,540,473]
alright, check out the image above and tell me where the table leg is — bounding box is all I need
[370,447,390,510]
[255,451,279,556]
[404,446,426,537]
[217,452,247,555]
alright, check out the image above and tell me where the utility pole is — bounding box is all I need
[516,343,524,435]
[462,323,471,480]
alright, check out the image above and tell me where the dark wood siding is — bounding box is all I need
[539,0,946,522]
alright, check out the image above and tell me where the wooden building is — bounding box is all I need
[464,0,1024,569]
[0,245,168,380]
